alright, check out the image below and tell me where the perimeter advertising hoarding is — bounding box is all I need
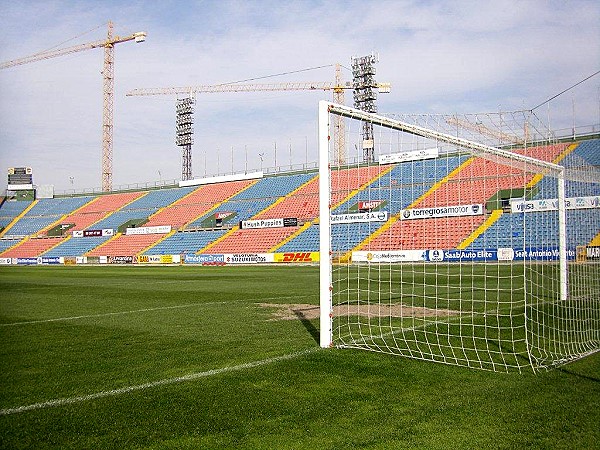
[2,257,61,265]
[352,250,425,263]
[586,246,600,260]
[274,252,320,263]
[331,211,388,224]
[109,256,134,264]
[73,229,114,238]
[223,253,274,264]
[510,195,600,213]
[423,247,576,262]
[400,204,484,220]
[184,254,226,264]
[358,200,384,211]
[125,225,171,235]
[379,147,439,165]
[39,257,62,264]
[240,218,298,229]
[15,258,38,265]
[352,247,577,263]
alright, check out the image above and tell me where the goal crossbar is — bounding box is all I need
[323,102,564,175]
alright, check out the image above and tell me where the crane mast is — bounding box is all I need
[0,21,147,192]
[103,22,116,192]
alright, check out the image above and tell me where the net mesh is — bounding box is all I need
[322,102,600,372]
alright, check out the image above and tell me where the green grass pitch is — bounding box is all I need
[1,265,598,449]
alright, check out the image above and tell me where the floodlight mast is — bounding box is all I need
[351,53,381,163]
[0,21,147,192]
[176,97,195,181]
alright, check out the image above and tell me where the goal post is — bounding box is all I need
[319,100,333,348]
[318,100,600,372]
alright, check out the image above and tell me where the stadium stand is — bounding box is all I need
[146,179,256,229]
[201,166,389,253]
[90,187,193,231]
[465,140,600,250]
[333,155,468,214]
[204,227,300,254]
[86,233,162,257]
[144,230,227,255]
[43,235,113,258]
[231,173,315,200]
[255,176,319,221]
[186,198,275,229]
[64,191,147,232]
[0,238,21,254]
[1,140,598,259]
[564,139,600,166]
[367,215,487,251]
[277,224,319,253]
[0,200,32,231]
[1,196,92,237]
[1,236,64,258]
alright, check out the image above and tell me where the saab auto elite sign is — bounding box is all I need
[400,204,484,220]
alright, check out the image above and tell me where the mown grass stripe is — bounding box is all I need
[0,348,319,416]
[0,295,307,327]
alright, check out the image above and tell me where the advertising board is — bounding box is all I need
[331,211,388,224]
[400,204,483,220]
[274,252,319,263]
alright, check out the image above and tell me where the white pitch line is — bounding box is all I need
[0,302,227,327]
[0,295,306,327]
[0,347,319,416]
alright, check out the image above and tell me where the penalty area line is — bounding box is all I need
[0,347,319,416]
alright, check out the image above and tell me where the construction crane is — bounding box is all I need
[126,64,391,166]
[0,21,147,192]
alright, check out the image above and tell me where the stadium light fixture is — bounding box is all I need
[176,97,194,181]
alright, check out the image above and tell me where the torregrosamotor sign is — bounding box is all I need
[400,204,483,220]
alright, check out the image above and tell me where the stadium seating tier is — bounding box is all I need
[1,140,598,258]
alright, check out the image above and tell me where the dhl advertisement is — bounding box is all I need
[273,252,320,263]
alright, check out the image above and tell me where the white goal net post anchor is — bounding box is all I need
[317,100,569,349]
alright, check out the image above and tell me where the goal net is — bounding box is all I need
[318,101,600,373]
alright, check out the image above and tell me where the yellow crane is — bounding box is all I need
[126,64,391,166]
[0,21,147,192]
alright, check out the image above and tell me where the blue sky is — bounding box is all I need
[1,0,599,192]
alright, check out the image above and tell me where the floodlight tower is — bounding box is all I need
[352,54,380,162]
[176,97,195,181]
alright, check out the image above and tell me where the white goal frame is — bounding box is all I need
[317,101,600,372]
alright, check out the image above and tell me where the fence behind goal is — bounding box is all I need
[318,101,600,373]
